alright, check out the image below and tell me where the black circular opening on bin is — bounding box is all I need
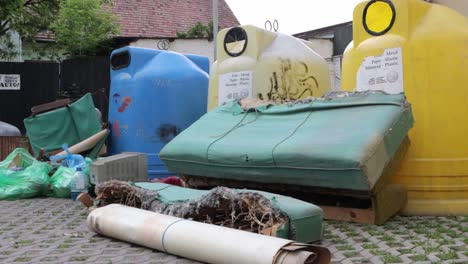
[223,27,248,57]
[111,51,131,70]
[362,0,396,36]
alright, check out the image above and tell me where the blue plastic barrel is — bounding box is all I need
[108,46,209,179]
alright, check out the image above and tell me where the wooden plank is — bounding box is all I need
[320,205,375,224]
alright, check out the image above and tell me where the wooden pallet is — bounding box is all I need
[182,137,410,225]
[0,137,31,160]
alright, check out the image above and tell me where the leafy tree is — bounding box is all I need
[176,21,219,41]
[0,0,119,59]
[51,0,119,56]
[0,0,60,59]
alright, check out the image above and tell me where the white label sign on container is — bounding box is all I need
[0,74,21,90]
[356,47,403,94]
[218,71,252,106]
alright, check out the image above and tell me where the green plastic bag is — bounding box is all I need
[0,148,35,169]
[48,158,92,198]
[0,148,52,200]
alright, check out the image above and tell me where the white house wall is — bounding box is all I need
[130,39,215,64]
[305,38,334,59]
[0,30,22,62]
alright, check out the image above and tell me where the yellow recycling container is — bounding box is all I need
[208,25,331,110]
[342,0,468,215]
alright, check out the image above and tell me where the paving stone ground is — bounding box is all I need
[0,198,467,264]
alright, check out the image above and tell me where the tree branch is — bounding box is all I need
[0,20,11,36]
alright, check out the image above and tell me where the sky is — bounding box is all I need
[225,0,364,35]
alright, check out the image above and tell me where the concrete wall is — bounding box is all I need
[306,38,333,59]
[130,38,215,64]
[326,56,342,91]
[306,38,342,91]
[433,0,468,16]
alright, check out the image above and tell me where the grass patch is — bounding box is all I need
[414,227,427,234]
[63,239,73,244]
[14,257,32,262]
[69,256,90,262]
[58,244,72,249]
[412,241,425,247]
[353,237,369,243]
[345,231,360,237]
[343,250,358,258]
[386,242,403,247]
[438,250,458,260]
[382,224,398,230]
[381,254,401,263]
[410,254,427,261]
[426,231,444,240]
[337,245,354,251]
[422,244,440,254]
[15,240,32,245]
[397,249,413,254]
[368,230,385,236]
[449,246,464,251]
[370,249,387,256]
[330,238,346,244]
[0,251,13,256]
[437,239,455,246]
[362,243,378,249]
[339,226,353,232]
[382,234,395,242]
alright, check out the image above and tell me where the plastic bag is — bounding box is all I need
[48,158,92,198]
[50,144,86,169]
[0,148,35,169]
[0,148,51,200]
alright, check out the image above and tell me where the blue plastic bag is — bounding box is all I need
[50,144,85,169]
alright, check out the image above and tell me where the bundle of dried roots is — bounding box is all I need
[95,180,156,209]
[95,180,292,238]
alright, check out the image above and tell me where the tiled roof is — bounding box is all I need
[111,0,239,38]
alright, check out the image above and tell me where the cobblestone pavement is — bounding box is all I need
[0,198,467,264]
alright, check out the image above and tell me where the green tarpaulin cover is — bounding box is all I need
[24,93,103,158]
[134,182,323,243]
[160,93,414,191]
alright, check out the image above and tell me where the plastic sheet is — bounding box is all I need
[88,204,330,264]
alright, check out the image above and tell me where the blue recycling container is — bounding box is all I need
[108,46,209,179]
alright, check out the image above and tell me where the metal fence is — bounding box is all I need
[0,56,110,133]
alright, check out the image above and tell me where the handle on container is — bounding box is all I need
[31,98,72,116]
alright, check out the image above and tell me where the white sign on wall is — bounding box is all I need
[356,47,404,94]
[0,74,21,90]
[218,71,253,105]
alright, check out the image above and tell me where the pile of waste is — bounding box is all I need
[95,180,289,238]
[0,147,93,200]
[93,180,324,243]
[0,93,110,201]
